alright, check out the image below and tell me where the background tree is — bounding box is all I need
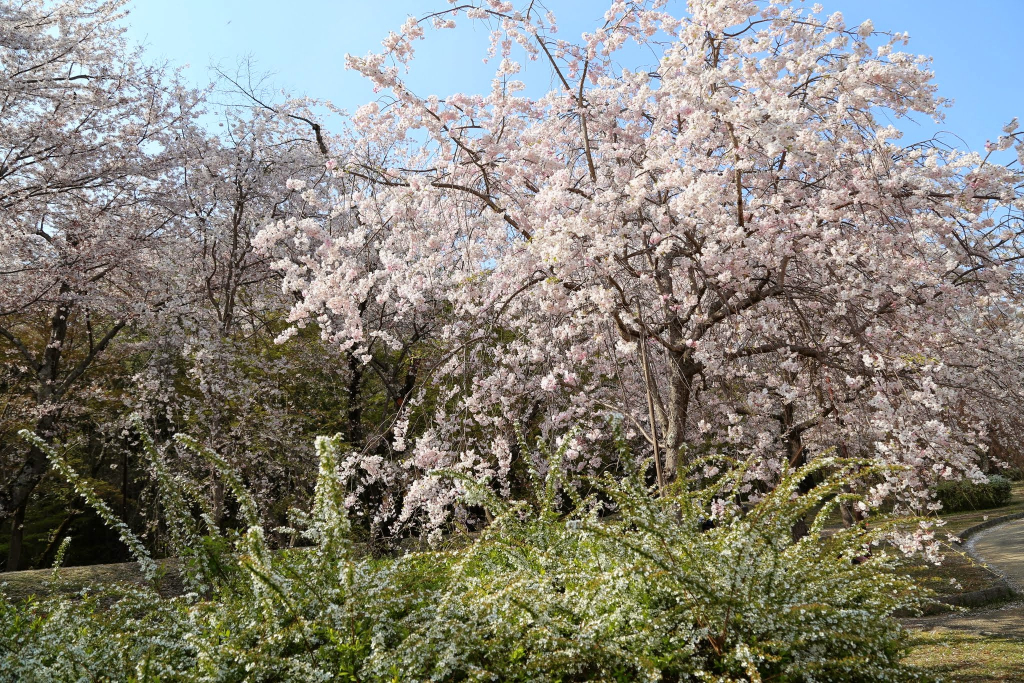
[0,0,202,568]
[132,92,357,532]
[3,0,1021,568]
[270,0,1024,534]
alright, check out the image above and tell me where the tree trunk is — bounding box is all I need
[210,478,226,529]
[121,448,129,521]
[662,350,698,481]
[5,503,26,572]
[0,290,124,539]
[34,508,82,568]
[346,351,364,446]
[0,292,71,534]
[0,410,60,536]
[783,402,813,541]
[839,499,868,528]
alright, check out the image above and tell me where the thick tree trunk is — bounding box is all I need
[783,402,813,541]
[346,301,370,447]
[121,449,129,521]
[662,350,699,481]
[0,285,124,540]
[0,292,72,535]
[839,499,868,528]
[210,478,226,529]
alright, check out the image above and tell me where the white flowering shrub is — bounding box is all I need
[0,430,930,682]
[373,450,931,682]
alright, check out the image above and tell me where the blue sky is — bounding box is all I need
[123,1,1021,154]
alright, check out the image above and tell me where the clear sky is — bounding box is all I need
[122,1,1022,154]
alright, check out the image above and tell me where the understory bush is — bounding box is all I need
[0,429,932,682]
[1000,466,1024,482]
[935,474,1013,512]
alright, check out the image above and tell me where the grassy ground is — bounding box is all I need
[898,481,1024,596]
[0,559,184,602]
[906,629,1024,682]
[901,482,1024,681]
[905,549,1003,595]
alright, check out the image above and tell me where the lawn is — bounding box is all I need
[907,630,1024,682]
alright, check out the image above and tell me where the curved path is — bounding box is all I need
[970,519,1024,594]
[907,519,1024,638]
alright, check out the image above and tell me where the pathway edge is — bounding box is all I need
[937,511,1024,609]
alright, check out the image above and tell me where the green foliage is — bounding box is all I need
[19,431,157,580]
[0,430,932,682]
[935,474,1013,512]
[1001,466,1024,482]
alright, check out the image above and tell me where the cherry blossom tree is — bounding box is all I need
[132,96,349,527]
[122,75,430,539]
[263,0,1024,535]
[0,0,201,566]
[255,107,454,539]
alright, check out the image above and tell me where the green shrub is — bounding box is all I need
[935,474,1013,512]
[0,429,932,682]
[381,457,930,683]
[1002,466,1024,482]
